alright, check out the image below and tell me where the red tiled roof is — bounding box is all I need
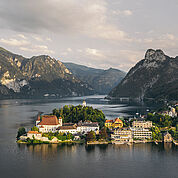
[37,115,59,125]
[105,120,113,123]
[115,118,122,122]
[57,126,77,130]
[28,131,41,134]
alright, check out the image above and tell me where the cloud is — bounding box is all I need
[67,48,72,52]
[17,34,27,39]
[32,36,43,42]
[0,0,130,42]
[46,37,52,42]
[85,48,105,58]
[113,10,133,16]
[0,38,29,46]
[19,45,54,54]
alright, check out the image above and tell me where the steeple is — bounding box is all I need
[82,100,86,107]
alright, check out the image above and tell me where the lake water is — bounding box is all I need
[0,95,177,178]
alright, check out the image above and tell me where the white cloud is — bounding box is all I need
[67,48,72,52]
[17,34,27,39]
[85,48,105,58]
[0,0,131,42]
[32,36,43,42]
[46,37,52,42]
[20,45,54,54]
[0,38,29,46]
[92,25,131,41]
[113,10,133,16]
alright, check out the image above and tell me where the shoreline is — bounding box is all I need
[17,139,175,145]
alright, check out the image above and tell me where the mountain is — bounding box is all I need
[108,49,178,102]
[0,47,94,98]
[64,62,126,94]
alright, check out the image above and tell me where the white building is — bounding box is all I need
[131,127,152,140]
[27,131,42,140]
[168,107,177,117]
[82,100,86,107]
[111,127,133,142]
[36,115,62,133]
[77,121,99,134]
[132,121,152,128]
[57,125,78,134]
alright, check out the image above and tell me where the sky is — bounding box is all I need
[0,0,178,72]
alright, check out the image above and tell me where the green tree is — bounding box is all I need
[86,131,96,141]
[151,127,162,141]
[67,133,74,140]
[52,105,106,128]
[99,127,108,140]
[31,126,39,131]
[17,127,26,138]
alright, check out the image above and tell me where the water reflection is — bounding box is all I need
[17,143,177,159]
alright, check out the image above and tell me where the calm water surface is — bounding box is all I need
[0,95,177,178]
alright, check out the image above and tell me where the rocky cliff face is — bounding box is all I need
[64,63,126,94]
[108,49,178,101]
[0,47,94,98]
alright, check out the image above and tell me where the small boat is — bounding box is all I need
[113,141,124,145]
[127,142,132,146]
[154,141,158,145]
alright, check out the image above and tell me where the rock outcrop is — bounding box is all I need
[0,47,94,98]
[108,49,178,102]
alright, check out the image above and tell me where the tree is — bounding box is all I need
[52,105,106,128]
[86,131,96,142]
[31,126,39,131]
[99,127,108,140]
[151,127,162,141]
[17,127,26,138]
[67,133,74,140]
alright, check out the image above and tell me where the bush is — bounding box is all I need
[86,131,96,141]
[31,126,39,131]
[17,127,26,138]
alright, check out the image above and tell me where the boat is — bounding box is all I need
[154,141,158,145]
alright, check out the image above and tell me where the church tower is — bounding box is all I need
[82,100,86,107]
[58,117,63,126]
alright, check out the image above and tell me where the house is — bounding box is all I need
[130,127,152,140]
[27,131,42,140]
[77,121,99,134]
[36,115,62,133]
[82,100,87,107]
[163,132,173,142]
[57,125,78,134]
[132,121,152,128]
[112,118,123,129]
[168,107,177,117]
[111,127,133,142]
[105,118,123,130]
[105,120,113,129]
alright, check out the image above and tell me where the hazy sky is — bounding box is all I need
[0,0,178,72]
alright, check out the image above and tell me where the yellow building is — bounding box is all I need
[105,120,113,129]
[112,118,123,129]
[105,118,123,129]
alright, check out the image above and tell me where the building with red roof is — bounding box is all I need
[36,115,62,133]
[105,118,123,130]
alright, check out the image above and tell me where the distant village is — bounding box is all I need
[17,101,178,145]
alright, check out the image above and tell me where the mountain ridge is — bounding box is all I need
[108,49,178,102]
[0,47,94,98]
[64,62,126,94]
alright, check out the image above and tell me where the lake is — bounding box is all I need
[0,95,177,178]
